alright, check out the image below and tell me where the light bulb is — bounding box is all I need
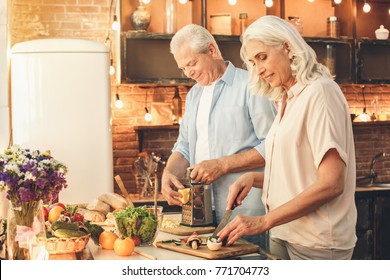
[109,65,115,75]
[359,113,370,122]
[308,0,315,3]
[145,112,152,122]
[112,21,120,31]
[363,3,371,13]
[334,0,342,4]
[179,0,188,4]
[115,94,123,109]
[142,0,151,4]
[115,99,123,108]
[265,0,274,8]
[144,107,152,122]
[228,0,237,6]
[112,15,120,31]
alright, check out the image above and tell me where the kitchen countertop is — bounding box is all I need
[89,213,263,261]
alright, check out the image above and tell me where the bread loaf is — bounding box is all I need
[82,209,106,223]
[98,192,128,210]
[87,198,111,215]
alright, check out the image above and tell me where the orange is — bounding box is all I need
[99,231,119,250]
[113,237,135,256]
[48,205,64,223]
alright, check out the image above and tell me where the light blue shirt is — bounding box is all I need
[173,61,277,225]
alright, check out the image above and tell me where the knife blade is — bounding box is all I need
[211,209,232,238]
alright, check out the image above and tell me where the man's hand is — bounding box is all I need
[161,171,186,206]
[190,159,226,184]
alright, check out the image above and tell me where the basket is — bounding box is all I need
[45,234,91,255]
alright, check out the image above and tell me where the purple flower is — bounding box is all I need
[0,146,68,206]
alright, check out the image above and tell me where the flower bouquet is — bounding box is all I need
[0,145,68,260]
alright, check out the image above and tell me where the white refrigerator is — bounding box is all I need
[11,38,113,204]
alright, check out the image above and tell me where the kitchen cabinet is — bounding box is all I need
[121,32,243,84]
[356,39,390,84]
[305,37,355,84]
[121,33,359,84]
[353,188,390,260]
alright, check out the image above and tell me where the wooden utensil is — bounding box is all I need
[114,175,135,208]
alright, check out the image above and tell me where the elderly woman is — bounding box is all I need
[218,16,357,260]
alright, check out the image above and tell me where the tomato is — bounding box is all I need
[99,231,118,250]
[114,237,135,256]
[71,212,84,222]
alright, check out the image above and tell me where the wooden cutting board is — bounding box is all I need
[156,239,259,259]
[160,224,215,236]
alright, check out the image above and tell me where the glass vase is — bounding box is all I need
[7,200,48,260]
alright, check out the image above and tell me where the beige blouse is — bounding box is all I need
[263,78,357,250]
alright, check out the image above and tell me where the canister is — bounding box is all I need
[327,16,340,37]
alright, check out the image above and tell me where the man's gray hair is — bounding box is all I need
[170,24,222,58]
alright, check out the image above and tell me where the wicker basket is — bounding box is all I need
[45,234,90,255]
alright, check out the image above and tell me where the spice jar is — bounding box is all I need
[239,13,248,35]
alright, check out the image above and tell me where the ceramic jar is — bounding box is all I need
[375,25,389,40]
[130,1,151,31]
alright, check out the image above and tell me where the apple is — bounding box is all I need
[53,202,66,211]
[43,206,49,221]
[48,202,66,211]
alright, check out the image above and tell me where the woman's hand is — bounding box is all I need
[226,172,259,210]
[217,215,267,245]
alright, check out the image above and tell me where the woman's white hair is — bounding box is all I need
[170,24,222,58]
[241,15,332,100]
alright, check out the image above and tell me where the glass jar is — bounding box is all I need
[327,16,340,38]
[239,13,248,35]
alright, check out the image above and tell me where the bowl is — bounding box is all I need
[113,205,163,246]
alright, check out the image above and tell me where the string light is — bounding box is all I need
[115,93,123,108]
[264,0,274,8]
[334,0,342,4]
[308,0,315,3]
[142,0,151,4]
[179,0,188,4]
[228,0,237,6]
[363,1,371,13]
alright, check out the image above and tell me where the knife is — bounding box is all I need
[211,209,232,239]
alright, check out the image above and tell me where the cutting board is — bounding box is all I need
[160,224,215,236]
[156,239,259,259]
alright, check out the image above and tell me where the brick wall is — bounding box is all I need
[8,0,390,195]
[342,84,390,183]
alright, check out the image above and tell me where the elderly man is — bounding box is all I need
[161,24,276,248]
